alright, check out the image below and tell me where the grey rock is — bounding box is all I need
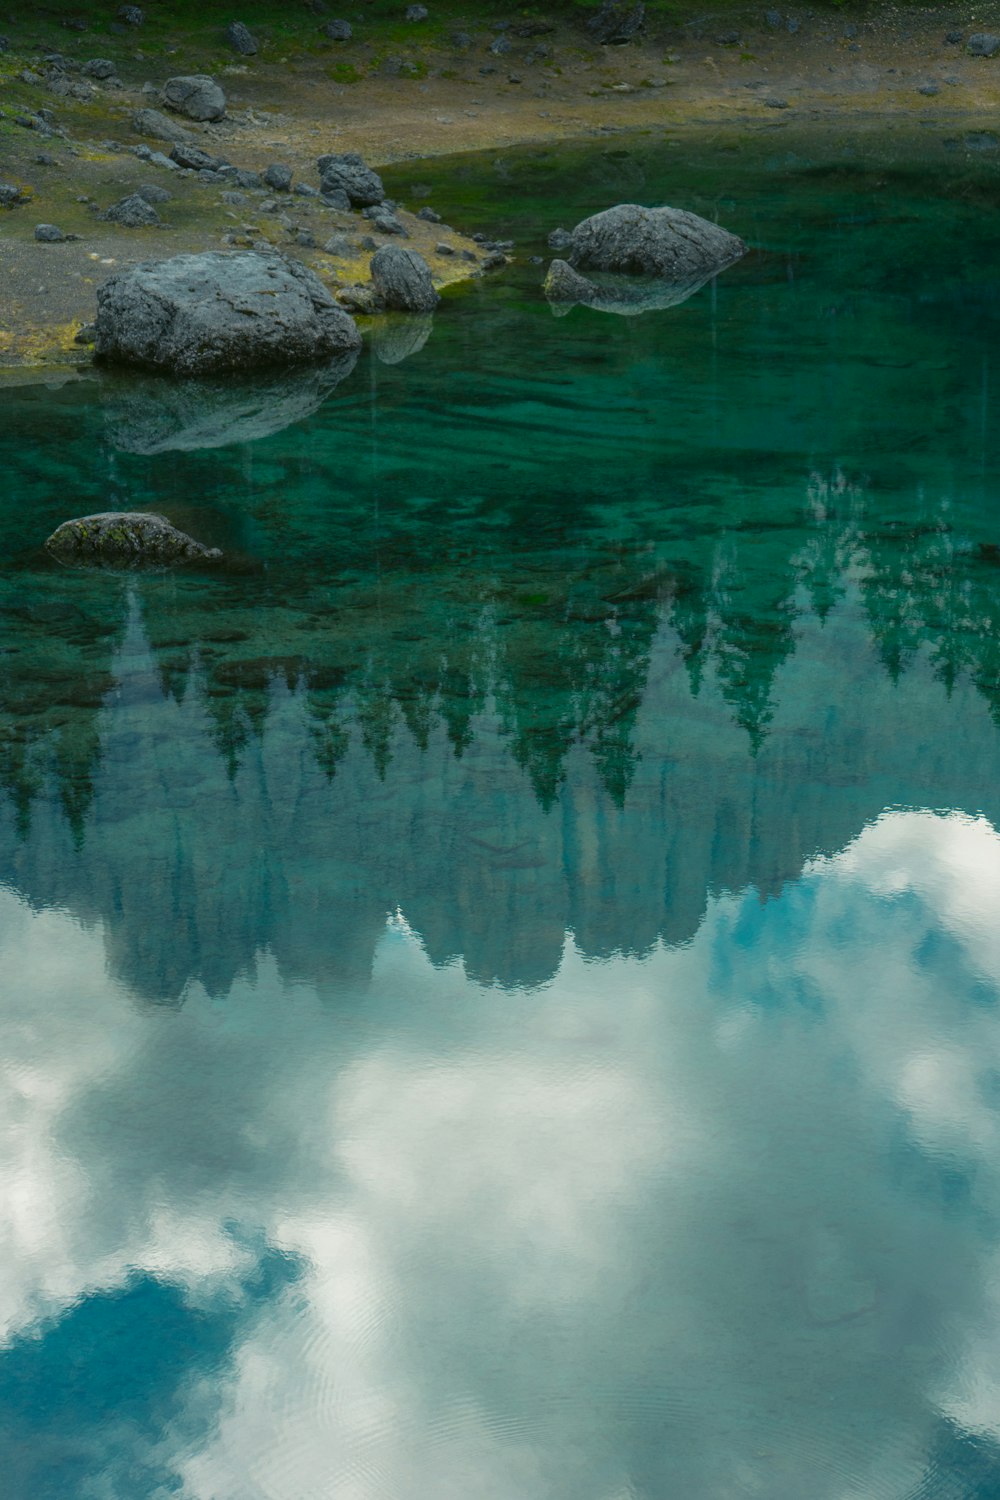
[369,244,439,312]
[416,205,441,222]
[336,285,380,313]
[0,184,28,208]
[162,75,226,121]
[170,142,228,171]
[263,163,293,191]
[587,1,644,44]
[479,64,497,75]
[765,8,781,24]
[132,106,194,143]
[294,182,319,197]
[221,190,248,206]
[135,182,172,204]
[945,29,964,44]
[96,249,361,375]
[841,22,857,38]
[225,21,259,55]
[405,4,429,19]
[149,151,178,171]
[968,32,1000,56]
[765,96,789,107]
[548,226,573,250]
[544,257,720,317]
[74,322,97,344]
[117,5,144,24]
[482,251,507,270]
[372,213,407,236]
[102,192,160,226]
[567,202,745,280]
[323,233,353,255]
[514,19,555,36]
[35,153,58,165]
[98,356,359,453]
[786,16,800,32]
[322,19,352,39]
[235,169,264,189]
[321,188,352,211]
[450,30,472,48]
[46,511,221,566]
[34,223,65,242]
[488,35,512,54]
[296,229,317,247]
[83,58,117,78]
[371,312,432,364]
[317,151,384,206]
[360,234,378,251]
[716,30,740,44]
[436,241,454,255]
[918,83,940,96]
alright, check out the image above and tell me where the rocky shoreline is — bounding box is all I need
[3,1,1000,369]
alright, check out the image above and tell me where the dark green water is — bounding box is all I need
[3,133,1000,1498]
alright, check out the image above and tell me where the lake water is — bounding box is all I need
[3,131,1000,1498]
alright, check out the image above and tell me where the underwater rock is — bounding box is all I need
[46,512,221,566]
[98,352,359,452]
[567,203,745,280]
[161,74,226,121]
[544,257,718,317]
[95,249,362,375]
[369,245,439,312]
[316,151,385,206]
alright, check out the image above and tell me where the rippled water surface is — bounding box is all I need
[4,133,1000,1498]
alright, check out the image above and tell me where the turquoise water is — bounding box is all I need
[3,135,1000,1497]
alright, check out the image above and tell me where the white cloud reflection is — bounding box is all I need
[2,809,1000,1496]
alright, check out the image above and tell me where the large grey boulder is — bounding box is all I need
[369,245,439,312]
[46,512,221,566]
[95,249,362,375]
[317,151,384,206]
[162,74,226,121]
[132,106,194,143]
[99,353,359,453]
[566,203,745,280]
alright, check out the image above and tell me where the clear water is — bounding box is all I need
[3,134,1000,1498]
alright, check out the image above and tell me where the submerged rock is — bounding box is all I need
[567,202,745,280]
[162,75,226,121]
[98,353,359,453]
[46,512,221,566]
[369,244,439,312]
[95,249,362,375]
[316,151,384,206]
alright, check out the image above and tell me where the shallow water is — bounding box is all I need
[3,134,1000,1497]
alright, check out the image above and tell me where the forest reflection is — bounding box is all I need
[1,465,999,1001]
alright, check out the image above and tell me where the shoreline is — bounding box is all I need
[3,3,1000,372]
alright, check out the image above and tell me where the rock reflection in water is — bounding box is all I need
[97,350,360,454]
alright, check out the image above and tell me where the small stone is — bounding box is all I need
[74,323,98,345]
[117,5,144,24]
[135,182,171,203]
[450,30,472,48]
[488,34,511,55]
[968,32,1000,56]
[133,106,194,143]
[0,184,28,207]
[417,205,441,222]
[35,153,57,165]
[360,234,378,250]
[479,64,497,75]
[235,169,264,189]
[765,9,781,25]
[170,142,228,171]
[323,233,352,255]
[322,19,352,39]
[716,29,739,44]
[508,72,522,82]
[221,190,248,206]
[765,96,789,107]
[369,243,439,311]
[841,22,857,38]
[547,226,573,250]
[294,182,319,197]
[918,83,940,96]
[296,228,317,247]
[35,222,66,241]
[225,21,259,55]
[321,188,351,211]
[405,4,428,19]
[263,163,293,191]
[162,75,226,122]
[83,58,117,78]
[786,16,800,33]
[436,241,454,254]
[102,192,160,226]
[945,29,964,44]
